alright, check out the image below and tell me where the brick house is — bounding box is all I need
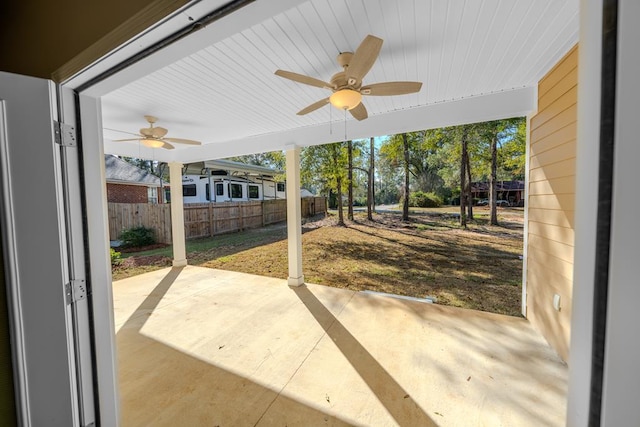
[105,155,167,204]
[470,180,525,205]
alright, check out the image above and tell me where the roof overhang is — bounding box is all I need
[95,0,577,162]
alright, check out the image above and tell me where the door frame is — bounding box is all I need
[5,0,631,424]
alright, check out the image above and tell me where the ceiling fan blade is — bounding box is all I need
[297,98,330,116]
[113,138,141,142]
[346,35,383,85]
[361,81,423,96]
[275,70,334,90]
[349,102,368,121]
[161,141,175,150]
[164,137,202,145]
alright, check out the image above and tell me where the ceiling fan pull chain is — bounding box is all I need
[344,108,347,143]
[329,104,333,135]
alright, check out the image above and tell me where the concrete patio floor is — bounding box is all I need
[113,266,567,426]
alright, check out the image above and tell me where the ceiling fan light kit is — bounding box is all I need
[329,89,362,110]
[141,138,165,148]
[275,34,422,121]
[113,115,203,150]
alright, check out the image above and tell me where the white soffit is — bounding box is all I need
[100,0,579,161]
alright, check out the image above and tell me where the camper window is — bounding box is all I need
[231,183,243,198]
[277,182,285,192]
[248,185,259,199]
[216,183,224,196]
[183,184,197,197]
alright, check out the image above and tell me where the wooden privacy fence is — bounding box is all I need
[108,203,172,243]
[108,197,326,244]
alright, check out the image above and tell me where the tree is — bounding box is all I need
[332,143,346,225]
[460,127,469,228]
[402,133,410,221]
[472,117,526,224]
[121,157,160,175]
[500,118,527,180]
[379,132,425,220]
[368,137,375,220]
[466,142,473,221]
[226,151,285,171]
[347,140,354,220]
[489,122,499,225]
[301,142,348,226]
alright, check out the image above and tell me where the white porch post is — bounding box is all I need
[285,144,304,286]
[169,162,187,267]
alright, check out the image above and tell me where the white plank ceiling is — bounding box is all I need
[101,0,579,162]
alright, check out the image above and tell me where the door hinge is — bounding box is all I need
[54,120,77,147]
[65,279,87,305]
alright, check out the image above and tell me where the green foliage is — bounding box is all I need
[301,142,349,195]
[380,130,447,197]
[225,151,287,183]
[499,118,527,179]
[407,191,443,208]
[110,248,122,266]
[226,151,286,171]
[120,226,156,248]
[121,157,163,177]
[299,118,526,207]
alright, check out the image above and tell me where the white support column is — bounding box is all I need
[169,162,187,267]
[285,144,304,286]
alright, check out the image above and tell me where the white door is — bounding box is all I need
[0,72,96,426]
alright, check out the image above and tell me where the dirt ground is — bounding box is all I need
[113,207,524,316]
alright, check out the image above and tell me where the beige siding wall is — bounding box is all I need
[527,45,578,361]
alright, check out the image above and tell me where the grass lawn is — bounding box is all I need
[112,206,525,316]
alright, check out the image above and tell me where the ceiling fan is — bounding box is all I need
[275,35,422,121]
[114,115,202,150]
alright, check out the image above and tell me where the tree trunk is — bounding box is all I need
[347,140,354,220]
[490,124,499,225]
[370,137,376,217]
[367,137,374,221]
[402,133,410,221]
[337,174,344,226]
[466,152,473,221]
[460,128,468,228]
[331,144,344,226]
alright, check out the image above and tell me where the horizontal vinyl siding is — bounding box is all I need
[530,123,576,156]
[526,44,577,362]
[529,175,575,195]
[528,208,574,229]
[529,165,575,187]
[528,246,574,282]
[528,221,575,246]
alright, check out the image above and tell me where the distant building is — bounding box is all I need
[471,181,525,205]
[105,155,167,204]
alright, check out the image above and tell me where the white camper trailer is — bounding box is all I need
[181,159,286,203]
